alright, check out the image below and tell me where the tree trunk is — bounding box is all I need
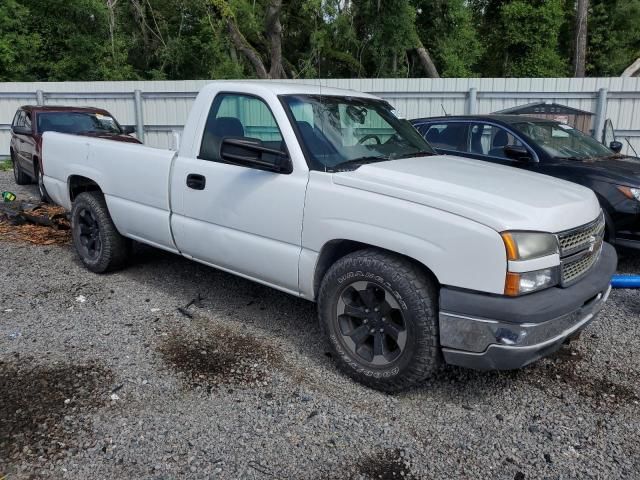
[106,0,118,60]
[414,41,439,78]
[225,18,269,79]
[265,0,286,79]
[573,0,588,77]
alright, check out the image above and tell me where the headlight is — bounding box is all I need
[501,231,560,296]
[501,231,559,260]
[505,268,560,296]
[617,185,640,201]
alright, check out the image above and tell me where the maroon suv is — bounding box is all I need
[10,106,142,201]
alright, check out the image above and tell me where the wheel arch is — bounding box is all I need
[68,175,103,202]
[312,239,441,301]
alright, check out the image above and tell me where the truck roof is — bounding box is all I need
[200,81,380,100]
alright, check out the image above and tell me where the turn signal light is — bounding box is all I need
[504,272,521,296]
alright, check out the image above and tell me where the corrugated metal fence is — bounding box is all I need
[1,77,640,157]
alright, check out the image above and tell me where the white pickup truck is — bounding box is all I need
[42,82,616,391]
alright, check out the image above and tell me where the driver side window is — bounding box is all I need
[469,123,522,158]
[199,93,285,164]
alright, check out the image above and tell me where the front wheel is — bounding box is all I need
[318,249,440,392]
[71,192,131,273]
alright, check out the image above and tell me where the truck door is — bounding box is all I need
[170,92,308,294]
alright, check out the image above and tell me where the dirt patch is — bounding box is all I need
[354,448,417,480]
[0,357,114,470]
[0,203,71,245]
[527,346,639,410]
[159,324,283,390]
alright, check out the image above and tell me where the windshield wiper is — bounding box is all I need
[330,155,389,171]
[392,150,436,160]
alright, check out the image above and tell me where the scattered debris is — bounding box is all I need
[76,295,87,303]
[0,200,70,245]
[2,191,16,202]
[177,294,204,319]
[110,393,120,401]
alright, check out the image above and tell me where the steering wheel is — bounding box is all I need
[358,134,382,145]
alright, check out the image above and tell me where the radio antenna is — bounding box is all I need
[441,104,448,116]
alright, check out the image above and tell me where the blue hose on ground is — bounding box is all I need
[611,275,640,288]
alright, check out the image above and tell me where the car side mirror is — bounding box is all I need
[504,145,532,162]
[609,141,623,153]
[12,126,32,136]
[122,125,136,135]
[220,137,292,174]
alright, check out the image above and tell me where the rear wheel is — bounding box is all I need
[318,249,440,392]
[71,192,131,273]
[12,153,30,185]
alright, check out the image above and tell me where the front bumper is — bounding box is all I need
[439,243,617,370]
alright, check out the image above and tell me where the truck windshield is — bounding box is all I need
[37,112,122,135]
[281,94,434,171]
[512,121,614,160]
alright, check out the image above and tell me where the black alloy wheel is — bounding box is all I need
[77,207,103,261]
[335,280,408,367]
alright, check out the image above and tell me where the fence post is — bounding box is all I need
[593,88,608,141]
[466,87,478,115]
[134,89,145,143]
[36,90,44,106]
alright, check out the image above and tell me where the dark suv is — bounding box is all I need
[411,115,640,250]
[10,106,141,201]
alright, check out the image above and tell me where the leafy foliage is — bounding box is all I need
[0,0,638,80]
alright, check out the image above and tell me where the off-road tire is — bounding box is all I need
[318,249,440,392]
[71,192,131,273]
[12,153,30,185]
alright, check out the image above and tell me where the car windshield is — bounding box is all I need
[281,94,435,171]
[37,112,122,135]
[511,121,614,160]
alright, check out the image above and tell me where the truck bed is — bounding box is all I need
[43,132,178,252]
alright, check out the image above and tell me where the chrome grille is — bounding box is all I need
[557,212,605,256]
[557,212,605,286]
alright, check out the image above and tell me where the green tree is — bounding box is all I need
[17,0,136,80]
[588,0,640,75]
[0,0,41,81]
[472,0,569,77]
[413,0,483,77]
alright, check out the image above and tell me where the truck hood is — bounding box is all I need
[332,155,601,233]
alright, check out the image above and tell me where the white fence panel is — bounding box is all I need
[1,78,640,158]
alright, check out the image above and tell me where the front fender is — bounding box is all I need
[302,175,508,296]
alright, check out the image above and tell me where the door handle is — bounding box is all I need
[186,173,206,190]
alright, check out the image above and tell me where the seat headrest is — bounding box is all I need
[211,117,244,137]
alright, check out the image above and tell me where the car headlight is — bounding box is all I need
[617,185,640,201]
[501,231,559,261]
[504,268,560,296]
[501,231,560,296]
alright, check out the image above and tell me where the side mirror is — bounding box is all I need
[12,126,32,136]
[609,141,623,153]
[504,144,532,162]
[220,138,292,174]
[122,125,136,135]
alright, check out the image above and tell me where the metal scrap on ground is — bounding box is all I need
[0,200,71,245]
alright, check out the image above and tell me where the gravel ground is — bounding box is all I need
[1,170,639,480]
